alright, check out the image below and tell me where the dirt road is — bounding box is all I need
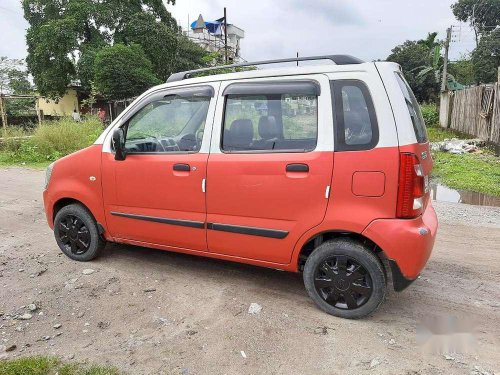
[0,167,499,375]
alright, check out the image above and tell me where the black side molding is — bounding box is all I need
[207,223,288,239]
[389,260,417,292]
[111,212,204,229]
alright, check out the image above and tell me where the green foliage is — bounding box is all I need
[448,57,475,85]
[0,356,118,375]
[451,0,500,38]
[426,126,473,142]
[471,29,500,84]
[0,57,31,94]
[115,12,206,82]
[22,0,207,99]
[0,116,103,163]
[432,150,500,196]
[94,44,161,100]
[420,104,440,127]
[387,35,441,102]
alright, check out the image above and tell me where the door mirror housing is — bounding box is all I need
[112,128,127,161]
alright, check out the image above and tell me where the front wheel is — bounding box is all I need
[303,239,386,319]
[53,203,106,261]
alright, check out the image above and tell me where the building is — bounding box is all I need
[37,86,80,117]
[187,14,245,63]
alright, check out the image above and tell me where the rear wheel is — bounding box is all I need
[303,239,386,319]
[54,204,105,261]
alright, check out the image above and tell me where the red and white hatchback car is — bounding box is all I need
[43,55,438,319]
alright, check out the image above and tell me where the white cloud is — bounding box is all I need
[0,0,474,63]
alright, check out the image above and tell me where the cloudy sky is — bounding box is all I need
[1,0,477,63]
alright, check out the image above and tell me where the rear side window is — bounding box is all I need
[394,72,428,143]
[332,80,378,151]
[221,82,319,152]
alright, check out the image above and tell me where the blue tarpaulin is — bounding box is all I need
[190,20,222,35]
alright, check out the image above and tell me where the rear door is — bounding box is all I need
[205,75,334,264]
[326,68,401,230]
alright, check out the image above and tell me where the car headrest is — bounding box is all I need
[228,119,254,148]
[258,116,280,140]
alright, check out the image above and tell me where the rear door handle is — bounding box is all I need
[286,163,309,172]
[173,163,190,171]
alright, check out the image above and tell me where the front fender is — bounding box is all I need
[43,145,107,234]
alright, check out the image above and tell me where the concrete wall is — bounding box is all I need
[37,88,79,117]
[439,91,452,128]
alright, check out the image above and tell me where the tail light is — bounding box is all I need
[397,153,427,218]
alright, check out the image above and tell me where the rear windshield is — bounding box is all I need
[394,72,428,143]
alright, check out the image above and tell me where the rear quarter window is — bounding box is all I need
[394,72,428,143]
[331,80,379,151]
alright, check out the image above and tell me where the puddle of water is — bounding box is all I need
[431,183,500,207]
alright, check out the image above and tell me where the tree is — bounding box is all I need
[471,29,500,83]
[0,57,26,94]
[387,35,441,102]
[22,0,208,98]
[448,57,475,86]
[451,0,500,44]
[93,44,161,100]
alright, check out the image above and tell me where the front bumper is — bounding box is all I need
[362,201,438,289]
[43,189,54,229]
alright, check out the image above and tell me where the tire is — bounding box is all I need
[303,239,386,319]
[53,203,106,261]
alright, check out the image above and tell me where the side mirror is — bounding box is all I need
[112,128,127,161]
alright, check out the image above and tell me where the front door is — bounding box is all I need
[206,76,334,264]
[101,84,218,251]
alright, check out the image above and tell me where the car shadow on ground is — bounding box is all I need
[98,242,308,300]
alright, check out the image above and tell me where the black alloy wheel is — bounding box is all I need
[58,214,91,255]
[314,255,372,310]
[303,239,386,319]
[54,203,106,261]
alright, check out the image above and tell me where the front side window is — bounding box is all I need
[222,88,318,152]
[332,80,378,150]
[125,92,211,153]
[395,72,428,143]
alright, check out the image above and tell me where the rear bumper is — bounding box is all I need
[362,201,438,288]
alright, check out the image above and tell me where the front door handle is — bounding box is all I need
[286,163,309,172]
[173,163,190,171]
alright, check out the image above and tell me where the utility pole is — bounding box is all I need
[441,27,452,93]
[224,7,228,64]
[0,94,7,133]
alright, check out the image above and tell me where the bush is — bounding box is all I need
[420,103,439,127]
[0,116,104,163]
[0,126,30,153]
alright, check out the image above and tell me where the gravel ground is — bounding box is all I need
[0,168,499,375]
[433,200,500,228]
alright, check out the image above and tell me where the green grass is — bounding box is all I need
[0,116,103,167]
[0,356,119,375]
[427,126,473,142]
[432,150,500,196]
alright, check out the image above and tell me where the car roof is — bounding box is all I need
[148,61,398,93]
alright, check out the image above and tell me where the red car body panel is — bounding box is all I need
[206,151,333,264]
[43,145,109,239]
[100,152,208,251]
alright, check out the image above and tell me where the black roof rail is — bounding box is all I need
[166,55,364,83]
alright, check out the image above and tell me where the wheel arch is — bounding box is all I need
[52,197,105,237]
[296,230,392,286]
